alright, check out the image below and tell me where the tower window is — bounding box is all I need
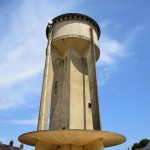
[55,81,58,88]
[88,103,92,108]
[54,81,58,94]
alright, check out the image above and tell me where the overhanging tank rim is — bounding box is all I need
[46,13,100,39]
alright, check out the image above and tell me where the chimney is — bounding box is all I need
[9,140,13,147]
[20,143,24,150]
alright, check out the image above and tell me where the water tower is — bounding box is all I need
[19,13,126,150]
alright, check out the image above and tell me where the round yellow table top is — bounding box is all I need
[18,130,126,147]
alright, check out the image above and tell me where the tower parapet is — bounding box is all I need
[47,13,100,39]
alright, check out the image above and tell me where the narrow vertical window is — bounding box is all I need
[88,103,92,108]
[54,81,58,94]
[55,81,58,88]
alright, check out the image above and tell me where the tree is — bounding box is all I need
[132,143,139,150]
[132,139,149,150]
[138,139,149,148]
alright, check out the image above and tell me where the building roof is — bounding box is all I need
[144,141,150,150]
[0,141,23,150]
[0,144,21,150]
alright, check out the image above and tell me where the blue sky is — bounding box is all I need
[0,0,150,150]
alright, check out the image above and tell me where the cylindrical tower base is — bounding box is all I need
[18,130,126,150]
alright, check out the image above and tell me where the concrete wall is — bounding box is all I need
[50,47,70,130]
[52,20,98,46]
[49,45,100,130]
[70,48,93,130]
[47,18,101,130]
[70,49,84,129]
[86,43,101,130]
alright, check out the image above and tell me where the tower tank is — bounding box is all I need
[47,13,100,60]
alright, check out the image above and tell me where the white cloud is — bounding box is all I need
[0,0,82,110]
[96,19,142,85]
[98,19,126,67]
[6,118,38,126]
[0,0,142,110]
[99,36,125,66]
[0,77,40,110]
[100,19,112,29]
[0,49,43,88]
[96,20,126,84]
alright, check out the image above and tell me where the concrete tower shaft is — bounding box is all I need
[19,13,126,150]
[38,13,101,131]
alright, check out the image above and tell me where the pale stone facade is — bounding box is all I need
[38,13,101,131]
[19,13,126,150]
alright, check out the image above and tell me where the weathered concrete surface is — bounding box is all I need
[49,46,100,130]
[38,13,101,131]
[48,16,101,130]
[49,47,94,130]
[86,28,101,130]
[18,130,126,148]
[37,29,54,130]
[50,47,70,130]
[70,48,94,130]
[19,13,126,150]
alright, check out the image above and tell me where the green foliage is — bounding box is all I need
[132,139,149,150]
[132,143,139,150]
[139,139,149,148]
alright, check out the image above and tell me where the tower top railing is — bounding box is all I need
[46,13,101,39]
